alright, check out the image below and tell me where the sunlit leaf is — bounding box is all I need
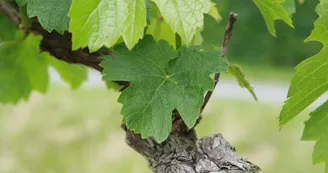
[280,0,328,125]
[253,0,294,36]
[69,0,147,51]
[151,0,211,45]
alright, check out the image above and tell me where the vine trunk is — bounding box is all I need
[123,123,260,173]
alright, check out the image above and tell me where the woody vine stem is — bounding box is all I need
[199,12,238,120]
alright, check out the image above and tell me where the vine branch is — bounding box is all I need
[200,12,238,115]
[0,1,106,72]
[0,1,133,88]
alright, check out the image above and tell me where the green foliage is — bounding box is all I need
[279,0,297,15]
[1,0,327,172]
[209,1,222,22]
[101,36,227,142]
[18,5,32,29]
[280,47,328,125]
[105,81,121,91]
[16,0,71,34]
[0,14,24,41]
[151,0,211,45]
[302,100,328,173]
[0,0,229,142]
[45,53,87,89]
[228,64,257,101]
[0,29,47,103]
[253,0,294,36]
[280,0,328,171]
[145,1,176,48]
[202,0,320,67]
[69,0,147,51]
[280,0,328,126]
[0,15,86,103]
[15,0,27,6]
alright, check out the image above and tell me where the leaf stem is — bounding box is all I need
[18,5,32,29]
[199,12,238,115]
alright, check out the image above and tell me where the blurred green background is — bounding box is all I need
[0,0,326,173]
[204,0,321,67]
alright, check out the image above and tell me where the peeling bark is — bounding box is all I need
[125,128,260,173]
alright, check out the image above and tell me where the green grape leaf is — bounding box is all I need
[0,33,48,103]
[277,0,296,15]
[298,0,305,4]
[69,0,147,52]
[16,0,27,6]
[0,46,31,103]
[302,100,328,171]
[209,1,222,22]
[151,0,211,45]
[253,0,294,36]
[0,15,24,41]
[280,0,328,126]
[45,53,88,90]
[100,36,228,142]
[19,39,49,93]
[146,2,176,48]
[17,0,71,34]
[145,0,152,24]
[192,32,204,45]
[0,15,87,103]
[19,5,32,29]
[228,64,257,101]
[282,0,296,15]
[105,81,121,91]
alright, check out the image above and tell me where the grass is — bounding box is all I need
[0,85,324,173]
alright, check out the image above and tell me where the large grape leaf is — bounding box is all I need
[302,100,328,173]
[151,0,211,45]
[16,0,71,34]
[280,0,328,126]
[69,0,147,52]
[100,36,228,142]
[253,0,294,36]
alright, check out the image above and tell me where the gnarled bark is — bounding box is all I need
[124,127,260,173]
